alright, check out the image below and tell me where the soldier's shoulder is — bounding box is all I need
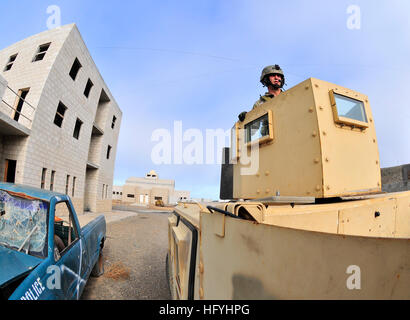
[252,94,269,109]
[252,99,262,110]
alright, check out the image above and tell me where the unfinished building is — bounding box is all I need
[0,24,122,213]
[114,170,190,206]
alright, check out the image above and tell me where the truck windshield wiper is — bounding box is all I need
[18,225,38,254]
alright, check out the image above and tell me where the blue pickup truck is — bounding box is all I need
[0,183,106,300]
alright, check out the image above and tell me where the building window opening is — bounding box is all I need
[41,168,47,189]
[65,175,70,195]
[4,159,17,183]
[107,145,112,159]
[54,102,67,127]
[111,115,117,129]
[50,170,55,191]
[73,118,83,140]
[72,177,76,197]
[33,43,51,62]
[69,58,82,81]
[127,194,135,198]
[84,79,94,98]
[4,54,18,71]
[13,88,30,122]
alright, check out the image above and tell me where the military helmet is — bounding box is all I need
[260,64,285,88]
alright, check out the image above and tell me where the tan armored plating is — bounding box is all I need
[233,78,381,199]
[166,78,410,300]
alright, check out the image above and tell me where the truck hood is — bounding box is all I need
[0,246,43,287]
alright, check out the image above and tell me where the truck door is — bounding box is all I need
[169,213,198,300]
[53,201,83,300]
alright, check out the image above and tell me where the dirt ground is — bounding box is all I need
[81,211,172,300]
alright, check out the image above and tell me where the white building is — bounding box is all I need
[115,170,190,205]
[0,24,122,213]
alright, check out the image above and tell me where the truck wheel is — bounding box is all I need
[91,248,104,277]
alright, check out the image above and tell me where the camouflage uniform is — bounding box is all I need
[253,91,282,110]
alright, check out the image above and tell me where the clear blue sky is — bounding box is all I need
[1,1,409,200]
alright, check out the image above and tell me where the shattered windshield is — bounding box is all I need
[0,190,48,258]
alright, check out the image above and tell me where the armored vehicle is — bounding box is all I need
[166,78,410,300]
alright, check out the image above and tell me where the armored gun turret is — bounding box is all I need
[166,78,410,300]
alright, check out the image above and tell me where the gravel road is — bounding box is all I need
[81,210,172,300]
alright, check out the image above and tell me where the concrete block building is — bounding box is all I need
[381,164,410,193]
[114,170,190,205]
[0,24,122,213]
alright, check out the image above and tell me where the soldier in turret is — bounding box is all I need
[238,64,286,122]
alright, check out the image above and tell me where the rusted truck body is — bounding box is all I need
[0,183,105,300]
[166,78,410,300]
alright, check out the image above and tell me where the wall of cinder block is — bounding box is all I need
[381,164,410,193]
[0,24,122,214]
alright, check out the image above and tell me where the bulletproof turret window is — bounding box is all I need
[244,110,274,145]
[4,53,17,71]
[33,43,51,62]
[330,90,368,129]
[69,58,82,80]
